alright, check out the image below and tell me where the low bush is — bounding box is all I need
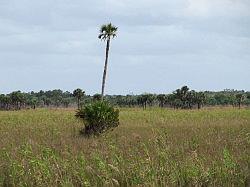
[76,101,119,136]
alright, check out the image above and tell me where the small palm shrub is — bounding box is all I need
[76,101,119,136]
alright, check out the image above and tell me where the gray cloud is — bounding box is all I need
[0,0,249,94]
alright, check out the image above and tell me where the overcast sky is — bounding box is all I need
[0,0,249,94]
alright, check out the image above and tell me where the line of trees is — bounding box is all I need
[0,89,84,110]
[0,86,249,111]
[107,86,250,109]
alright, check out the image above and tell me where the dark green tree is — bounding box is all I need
[10,91,25,110]
[194,92,206,109]
[28,97,38,109]
[73,89,85,109]
[62,98,71,108]
[93,94,102,101]
[0,94,7,110]
[173,86,190,109]
[247,93,250,100]
[235,93,244,109]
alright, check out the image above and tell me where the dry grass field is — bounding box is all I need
[0,108,249,186]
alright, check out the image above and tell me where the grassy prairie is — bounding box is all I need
[0,108,249,186]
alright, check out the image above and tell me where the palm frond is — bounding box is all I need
[100,25,108,33]
[98,33,104,39]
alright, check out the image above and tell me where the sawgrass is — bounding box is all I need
[0,108,249,186]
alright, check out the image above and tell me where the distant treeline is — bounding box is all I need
[0,86,249,110]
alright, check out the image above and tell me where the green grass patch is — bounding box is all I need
[0,108,249,186]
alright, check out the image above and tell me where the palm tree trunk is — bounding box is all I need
[101,38,110,100]
[198,103,201,109]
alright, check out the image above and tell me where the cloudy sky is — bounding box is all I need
[0,0,249,94]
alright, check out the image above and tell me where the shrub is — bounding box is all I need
[76,101,119,136]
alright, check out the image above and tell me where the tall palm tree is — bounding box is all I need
[98,23,118,100]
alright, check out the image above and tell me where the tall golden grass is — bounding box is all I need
[0,108,249,186]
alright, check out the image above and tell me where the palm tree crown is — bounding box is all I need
[98,23,118,41]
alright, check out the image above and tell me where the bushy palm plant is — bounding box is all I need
[76,101,119,136]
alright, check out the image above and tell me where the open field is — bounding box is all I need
[0,108,249,186]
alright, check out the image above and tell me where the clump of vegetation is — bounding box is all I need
[76,101,119,135]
